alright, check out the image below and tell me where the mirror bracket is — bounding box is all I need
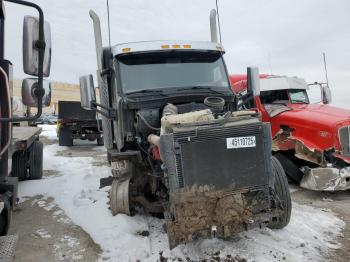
[240,67,260,109]
[33,84,45,97]
[34,39,46,50]
[93,102,117,120]
[100,68,113,78]
[0,0,51,123]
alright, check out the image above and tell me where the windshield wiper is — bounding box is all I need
[172,86,228,96]
[126,89,168,96]
[292,100,308,104]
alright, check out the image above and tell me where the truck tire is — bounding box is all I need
[274,152,304,183]
[59,128,73,147]
[0,198,11,236]
[28,140,43,180]
[268,156,292,229]
[12,151,28,181]
[97,137,104,146]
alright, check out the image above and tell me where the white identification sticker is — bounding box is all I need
[226,136,256,149]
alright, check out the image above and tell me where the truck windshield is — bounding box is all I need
[117,51,230,94]
[288,89,309,104]
[260,89,309,104]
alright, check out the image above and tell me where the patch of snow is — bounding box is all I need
[18,125,345,261]
[35,229,52,239]
[57,217,72,225]
[53,210,64,216]
[36,200,47,208]
[53,244,71,261]
[322,197,334,202]
[71,254,84,261]
[54,236,85,261]
[39,124,58,140]
[61,235,80,248]
[43,203,56,211]
[288,184,300,193]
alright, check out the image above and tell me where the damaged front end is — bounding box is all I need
[273,127,350,191]
[165,186,273,248]
[300,166,350,191]
[157,110,277,248]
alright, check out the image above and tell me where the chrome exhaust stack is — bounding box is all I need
[88,10,114,149]
[210,9,218,43]
[89,10,103,71]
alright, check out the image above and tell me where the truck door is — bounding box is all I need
[0,64,11,157]
[0,63,11,178]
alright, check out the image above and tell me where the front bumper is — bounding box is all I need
[165,186,272,249]
[300,167,350,191]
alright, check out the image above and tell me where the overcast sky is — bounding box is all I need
[4,0,350,106]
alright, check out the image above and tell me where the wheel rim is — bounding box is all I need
[109,178,130,216]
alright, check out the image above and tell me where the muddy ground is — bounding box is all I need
[8,140,104,262]
[7,136,350,261]
[9,196,101,262]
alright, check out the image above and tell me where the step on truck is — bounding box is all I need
[79,8,291,248]
[57,101,103,146]
[0,0,52,259]
[231,74,350,191]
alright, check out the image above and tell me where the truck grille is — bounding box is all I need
[172,122,272,190]
[339,126,350,156]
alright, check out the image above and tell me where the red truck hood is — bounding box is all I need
[274,103,350,129]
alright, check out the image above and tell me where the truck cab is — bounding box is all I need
[231,75,350,191]
[79,9,292,248]
[102,40,235,151]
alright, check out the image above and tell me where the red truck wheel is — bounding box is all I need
[274,153,304,183]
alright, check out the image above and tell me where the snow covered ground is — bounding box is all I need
[17,125,345,261]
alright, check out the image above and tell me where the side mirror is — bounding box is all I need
[21,78,51,107]
[23,16,52,77]
[322,85,332,104]
[247,67,260,97]
[79,75,96,110]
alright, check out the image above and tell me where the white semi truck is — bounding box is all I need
[79,8,291,248]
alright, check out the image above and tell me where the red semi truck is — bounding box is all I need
[230,74,350,191]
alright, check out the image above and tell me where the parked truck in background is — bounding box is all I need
[230,74,350,191]
[0,0,52,258]
[57,101,103,146]
[79,9,291,248]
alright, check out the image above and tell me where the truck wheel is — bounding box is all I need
[268,156,292,229]
[0,199,11,236]
[274,152,304,183]
[109,178,131,216]
[28,140,43,180]
[97,137,104,146]
[59,128,73,146]
[12,151,28,181]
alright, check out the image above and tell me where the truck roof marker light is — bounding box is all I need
[183,45,192,49]
[172,44,181,49]
[161,45,170,49]
[122,48,131,53]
